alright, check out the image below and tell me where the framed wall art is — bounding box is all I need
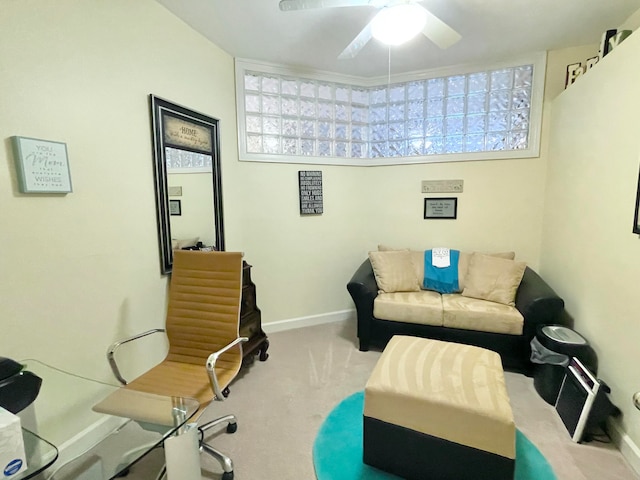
[169,199,182,216]
[11,136,72,193]
[298,170,323,215]
[424,197,458,219]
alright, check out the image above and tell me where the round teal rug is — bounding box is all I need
[313,391,556,480]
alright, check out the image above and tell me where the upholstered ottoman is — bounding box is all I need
[363,335,515,480]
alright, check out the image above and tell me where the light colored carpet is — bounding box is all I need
[127,319,638,480]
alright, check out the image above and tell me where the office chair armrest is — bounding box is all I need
[107,329,166,385]
[206,337,249,400]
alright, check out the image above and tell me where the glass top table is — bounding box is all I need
[17,429,58,480]
[15,359,199,480]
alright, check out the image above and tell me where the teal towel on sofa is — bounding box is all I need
[424,249,460,293]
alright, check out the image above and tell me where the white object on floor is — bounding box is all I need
[0,407,27,476]
[164,423,201,480]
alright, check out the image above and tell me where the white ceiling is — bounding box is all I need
[155,0,640,78]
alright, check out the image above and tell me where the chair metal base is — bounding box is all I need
[200,414,237,477]
[155,414,238,480]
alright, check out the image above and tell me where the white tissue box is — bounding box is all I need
[0,407,27,477]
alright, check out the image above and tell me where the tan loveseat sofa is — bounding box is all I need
[347,248,565,371]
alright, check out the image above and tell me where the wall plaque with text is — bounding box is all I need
[299,171,323,215]
[11,136,72,193]
[163,114,213,152]
[424,197,457,219]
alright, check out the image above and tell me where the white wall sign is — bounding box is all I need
[11,136,72,193]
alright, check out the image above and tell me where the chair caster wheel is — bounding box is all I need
[226,422,237,434]
[221,471,234,480]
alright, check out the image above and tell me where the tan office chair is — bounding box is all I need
[106,250,247,480]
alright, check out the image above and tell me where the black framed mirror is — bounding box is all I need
[150,95,225,274]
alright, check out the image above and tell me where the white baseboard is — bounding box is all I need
[608,418,640,476]
[262,309,355,334]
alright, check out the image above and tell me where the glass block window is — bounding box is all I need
[165,147,212,171]
[237,56,543,164]
[244,73,370,159]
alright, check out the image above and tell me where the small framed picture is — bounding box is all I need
[11,136,73,193]
[169,199,181,216]
[424,197,457,219]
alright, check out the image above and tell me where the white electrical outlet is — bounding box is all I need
[421,180,463,193]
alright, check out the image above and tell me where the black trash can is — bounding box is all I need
[531,325,598,405]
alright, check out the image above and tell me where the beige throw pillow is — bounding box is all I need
[378,244,407,251]
[368,250,421,293]
[457,251,515,291]
[461,253,526,306]
[377,245,424,284]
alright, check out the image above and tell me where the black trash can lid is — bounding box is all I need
[541,325,588,345]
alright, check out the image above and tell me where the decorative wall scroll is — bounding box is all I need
[298,171,323,215]
[11,136,72,193]
[424,197,458,219]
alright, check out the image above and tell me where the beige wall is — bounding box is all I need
[542,28,640,461]
[0,1,590,377]
[235,49,598,325]
[2,0,639,467]
[5,4,638,464]
[0,0,239,381]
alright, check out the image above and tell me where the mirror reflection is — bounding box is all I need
[167,169,216,250]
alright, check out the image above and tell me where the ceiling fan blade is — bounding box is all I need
[338,22,373,59]
[279,0,372,11]
[420,7,461,49]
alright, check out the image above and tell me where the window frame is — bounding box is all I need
[235,52,547,166]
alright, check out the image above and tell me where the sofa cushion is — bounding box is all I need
[374,291,443,326]
[442,294,524,335]
[462,253,526,306]
[369,251,421,293]
[378,246,515,293]
[458,251,515,291]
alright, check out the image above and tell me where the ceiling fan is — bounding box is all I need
[278,0,461,59]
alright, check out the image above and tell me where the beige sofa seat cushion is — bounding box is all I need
[373,291,443,326]
[442,294,523,335]
[365,336,515,459]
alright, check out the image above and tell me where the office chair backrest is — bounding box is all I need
[166,250,244,375]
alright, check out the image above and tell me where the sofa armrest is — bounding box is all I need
[347,259,379,350]
[515,267,564,340]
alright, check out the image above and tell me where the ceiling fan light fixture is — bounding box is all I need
[371,4,427,46]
